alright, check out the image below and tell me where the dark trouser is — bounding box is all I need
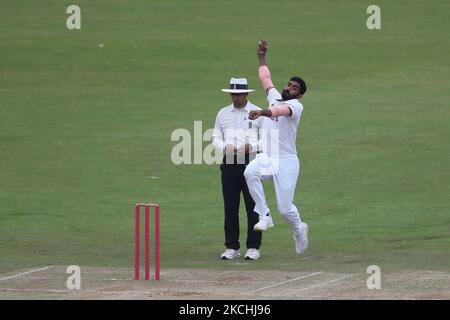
[220,155,261,250]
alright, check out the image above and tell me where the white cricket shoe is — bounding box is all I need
[244,248,261,260]
[253,215,274,231]
[294,223,309,254]
[221,249,240,260]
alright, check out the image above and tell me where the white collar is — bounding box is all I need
[231,101,252,112]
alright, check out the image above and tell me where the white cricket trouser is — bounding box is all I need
[244,153,304,237]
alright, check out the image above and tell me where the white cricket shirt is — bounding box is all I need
[261,88,304,156]
[212,101,262,151]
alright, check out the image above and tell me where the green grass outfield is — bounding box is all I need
[0,0,449,275]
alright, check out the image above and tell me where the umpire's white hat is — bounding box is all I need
[221,78,255,93]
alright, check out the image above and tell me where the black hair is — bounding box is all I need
[290,76,307,95]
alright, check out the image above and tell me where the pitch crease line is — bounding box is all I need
[291,274,357,295]
[0,266,54,282]
[245,272,323,294]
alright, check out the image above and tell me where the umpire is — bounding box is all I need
[212,78,263,260]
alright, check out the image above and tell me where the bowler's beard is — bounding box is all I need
[281,89,296,101]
